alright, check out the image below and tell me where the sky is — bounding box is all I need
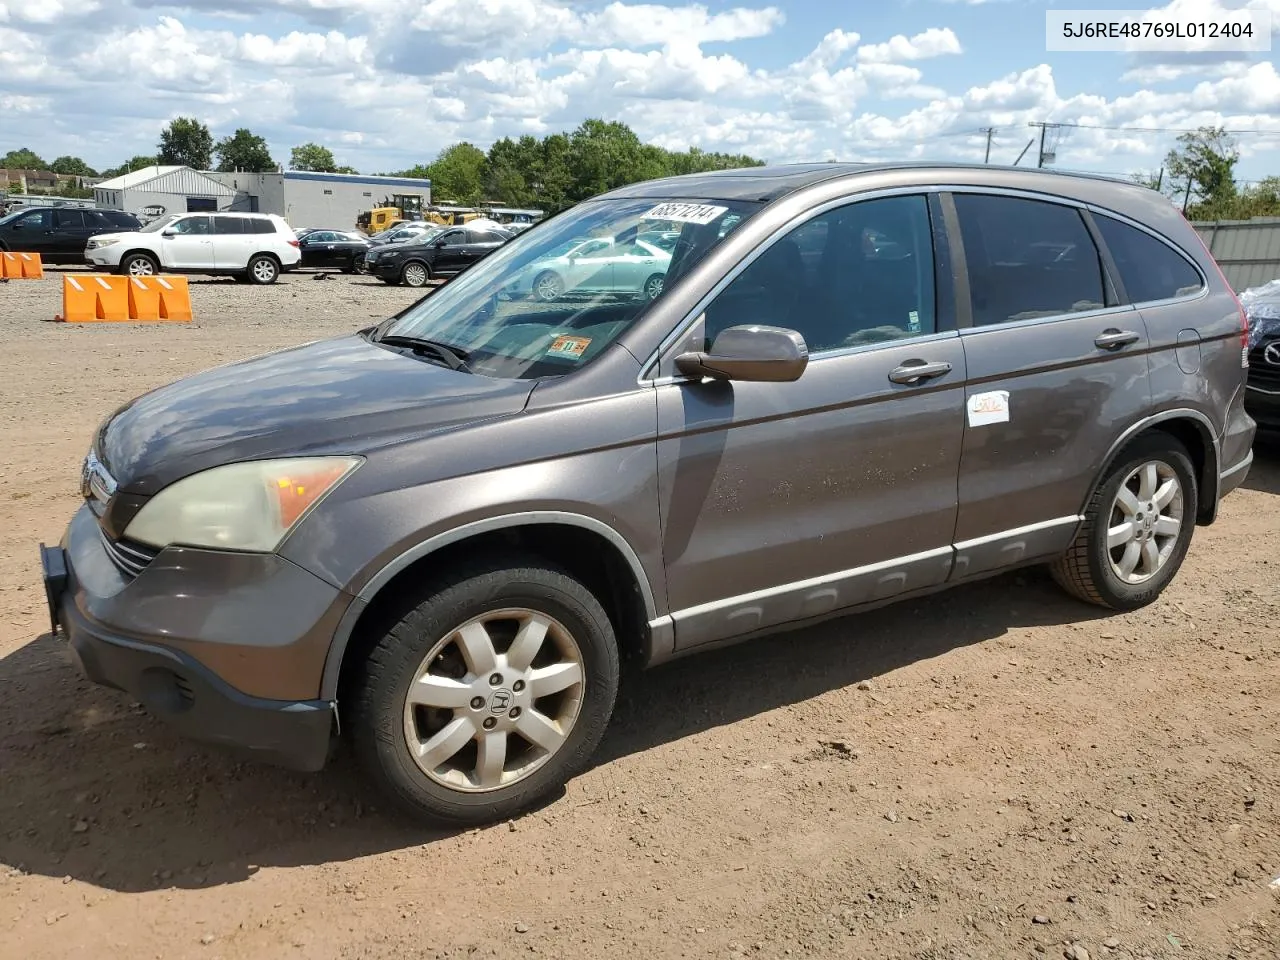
[1,0,1278,183]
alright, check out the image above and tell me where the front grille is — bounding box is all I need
[99,528,159,579]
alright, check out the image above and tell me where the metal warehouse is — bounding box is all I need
[94,166,432,232]
[206,170,433,231]
[92,166,237,220]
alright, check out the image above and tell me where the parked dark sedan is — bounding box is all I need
[0,207,141,264]
[298,230,373,272]
[364,223,512,287]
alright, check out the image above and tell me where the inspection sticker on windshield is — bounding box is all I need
[642,202,728,225]
[967,390,1010,427]
[547,334,592,360]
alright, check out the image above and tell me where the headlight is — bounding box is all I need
[124,456,362,552]
[87,238,119,250]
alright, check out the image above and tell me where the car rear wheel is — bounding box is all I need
[643,273,664,300]
[1050,432,1197,610]
[121,253,159,277]
[246,254,280,285]
[533,270,562,301]
[349,556,620,826]
[401,261,430,287]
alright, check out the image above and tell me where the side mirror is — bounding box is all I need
[675,324,808,383]
[434,239,447,248]
[161,229,175,237]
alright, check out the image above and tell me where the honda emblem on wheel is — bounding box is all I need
[489,690,512,713]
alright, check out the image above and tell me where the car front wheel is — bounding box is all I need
[120,253,159,277]
[1051,432,1198,610]
[401,261,430,287]
[349,556,620,825]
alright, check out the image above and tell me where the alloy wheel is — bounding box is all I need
[402,608,585,793]
[1107,459,1184,584]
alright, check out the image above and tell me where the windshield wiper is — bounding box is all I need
[376,334,471,372]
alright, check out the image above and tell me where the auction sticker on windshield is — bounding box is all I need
[642,202,728,225]
[547,334,591,360]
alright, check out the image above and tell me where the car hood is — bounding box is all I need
[98,334,536,495]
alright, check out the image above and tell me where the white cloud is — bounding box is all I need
[857,28,963,64]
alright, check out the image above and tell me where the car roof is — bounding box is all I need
[594,161,1141,204]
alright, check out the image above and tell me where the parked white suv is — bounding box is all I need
[85,212,301,284]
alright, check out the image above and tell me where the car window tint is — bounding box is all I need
[84,211,112,229]
[213,216,246,234]
[954,194,1105,325]
[54,209,86,228]
[1094,214,1203,303]
[438,230,463,245]
[308,231,334,242]
[171,216,212,235]
[107,212,138,228]
[13,209,51,229]
[248,218,275,234]
[704,194,938,352]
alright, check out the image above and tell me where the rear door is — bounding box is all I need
[212,216,254,269]
[946,190,1152,580]
[52,209,94,260]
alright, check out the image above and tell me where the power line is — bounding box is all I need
[1051,122,1280,135]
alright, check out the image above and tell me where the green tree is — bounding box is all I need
[49,156,97,177]
[335,165,359,174]
[56,180,94,199]
[1,147,47,169]
[214,128,275,172]
[157,116,214,169]
[1165,126,1238,211]
[425,142,487,204]
[290,142,339,172]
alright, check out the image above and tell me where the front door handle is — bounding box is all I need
[888,359,953,384]
[1094,329,1141,351]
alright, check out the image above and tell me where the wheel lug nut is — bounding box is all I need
[489,673,503,686]
[470,696,484,709]
[512,680,525,693]
[482,717,497,730]
[509,707,521,719]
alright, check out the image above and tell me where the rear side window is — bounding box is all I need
[1094,214,1204,303]
[248,218,276,234]
[54,210,86,228]
[213,216,246,234]
[954,194,1106,325]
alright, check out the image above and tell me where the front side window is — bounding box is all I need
[12,209,52,229]
[170,216,212,236]
[436,230,464,246]
[1094,214,1203,304]
[954,194,1106,325]
[377,196,760,380]
[704,194,938,352]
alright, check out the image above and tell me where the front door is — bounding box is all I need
[5,208,54,255]
[654,193,967,650]
[162,215,216,268]
[945,190,1153,579]
[431,229,468,275]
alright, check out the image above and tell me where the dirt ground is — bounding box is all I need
[1,268,1277,960]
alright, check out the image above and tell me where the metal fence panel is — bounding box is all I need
[1192,218,1280,292]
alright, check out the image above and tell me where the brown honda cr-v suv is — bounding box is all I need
[40,162,1256,825]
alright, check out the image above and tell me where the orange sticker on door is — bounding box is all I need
[547,334,591,360]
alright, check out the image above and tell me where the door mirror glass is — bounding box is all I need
[161,229,175,237]
[675,324,809,382]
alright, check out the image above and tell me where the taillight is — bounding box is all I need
[1186,219,1248,367]
[288,239,300,248]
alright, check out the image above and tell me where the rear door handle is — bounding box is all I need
[1094,329,1141,350]
[888,359,953,384]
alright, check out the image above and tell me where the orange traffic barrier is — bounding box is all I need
[55,273,192,323]
[127,275,192,322]
[1,251,43,279]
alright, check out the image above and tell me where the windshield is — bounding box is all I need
[377,197,757,379]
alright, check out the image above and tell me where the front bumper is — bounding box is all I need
[1244,384,1280,434]
[38,505,345,772]
[364,257,401,281]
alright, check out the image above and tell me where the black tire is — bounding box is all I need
[643,273,664,300]
[1050,432,1198,610]
[245,254,280,285]
[400,260,431,288]
[349,555,620,826]
[119,252,159,277]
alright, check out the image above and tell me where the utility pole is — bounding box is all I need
[1027,122,1064,168]
[1013,139,1035,166]
[1155,166,1164,191]
[1182,176,1193,214]
[979,127,995,163]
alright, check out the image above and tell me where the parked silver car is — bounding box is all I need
[506,236,672,301]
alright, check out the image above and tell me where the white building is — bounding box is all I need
[93,166,432,232]
[206,170,433,231]
[92,166,237,220]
